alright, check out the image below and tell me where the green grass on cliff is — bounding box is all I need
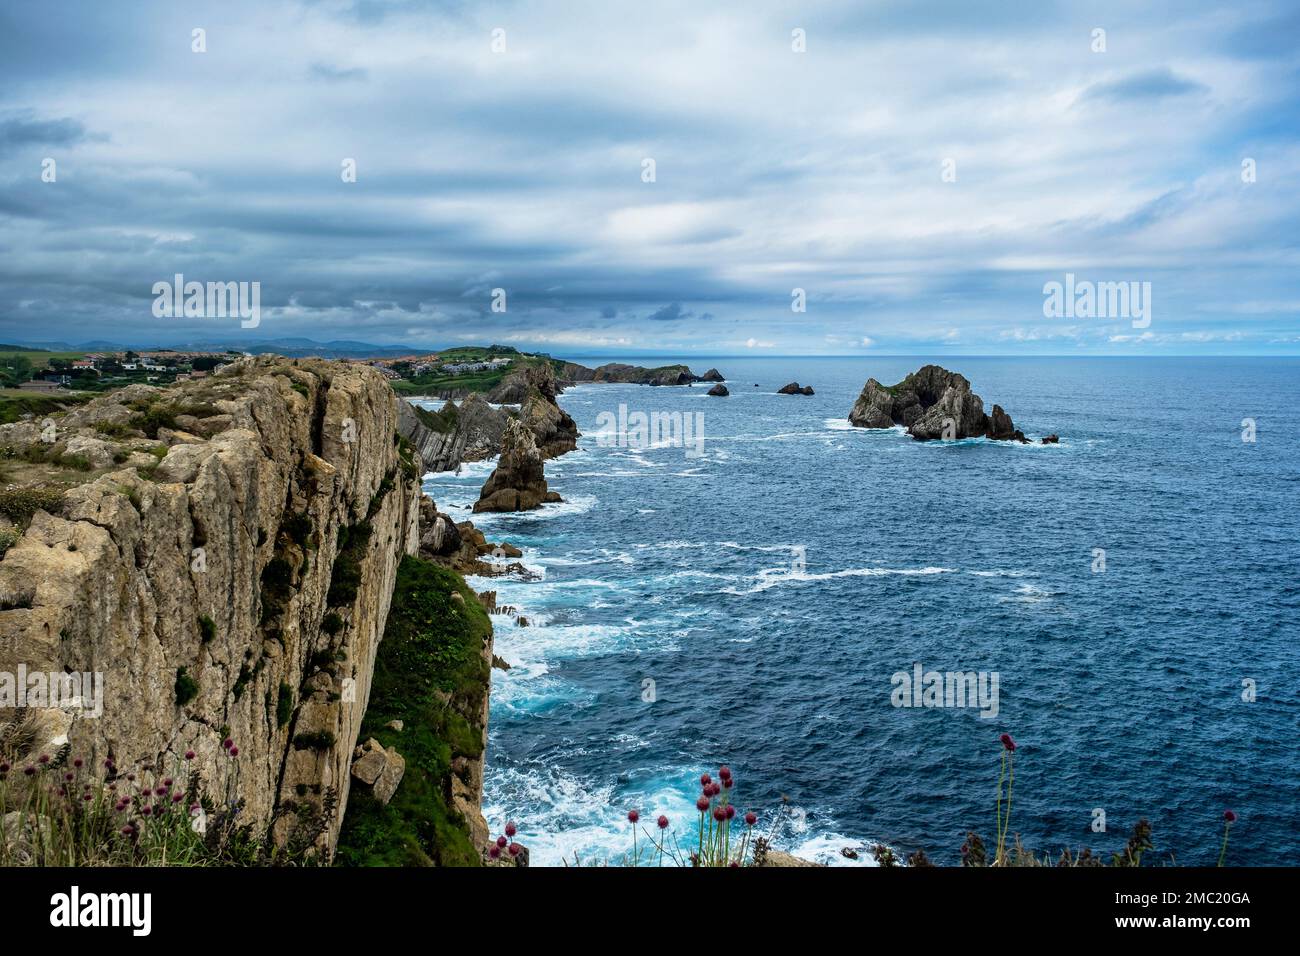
[335,556,490,867]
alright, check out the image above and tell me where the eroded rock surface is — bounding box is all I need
[848,365,1041,442]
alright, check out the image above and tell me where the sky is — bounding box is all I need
[1,0,1299,356]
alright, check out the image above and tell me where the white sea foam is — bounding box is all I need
[723,564,954,595]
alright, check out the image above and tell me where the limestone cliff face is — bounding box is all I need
[0,357,421,855]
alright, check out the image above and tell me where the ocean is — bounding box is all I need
[418,356,1300,866]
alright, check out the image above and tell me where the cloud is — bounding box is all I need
[1079,68,1208,104]
[0,0,1296,354]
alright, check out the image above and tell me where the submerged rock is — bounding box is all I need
[848,365,1043,443]
[777,382,814,395]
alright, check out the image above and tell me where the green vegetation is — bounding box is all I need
[292,730,336,751]
[174,667,199,706]
[0,486,65,526]
[335,556,490,867]
[277,682,295,728]
[0,527,19,558]
[0,389,94,425]
[411,402,458,434]
[198,614,216,644]
[326,521,371,607]
[321,611,344,636]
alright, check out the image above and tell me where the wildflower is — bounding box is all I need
[745,811,757,826]
[24,766,35,777]
[700,773,712,787]
[185,750,196,760]
[83,792,93,802]
[627,809,639,824]
[104,759,114,770]
[38,754,50,764]
[155,786,167,796]
[229,746,239,757]
[488,846,500,859]
[508,843,522,857]
[189,802,202,814]
[120,826,134,836]
[1219,809,1238,866]
[713,807,727,822]
[505,821,517,837]
[172,791,184,803]
[496,835,508,849]
[222,738,233,751]
[658,815,669,830]
[163,777,173,787]
[73,758,83,769]
[127,773,136,781]
[725,805,736,820]
[1000,733,1016,752]
[0,762,9,773]
[696,796,710,813]
[65,772,74,782]
[141,805,153,816]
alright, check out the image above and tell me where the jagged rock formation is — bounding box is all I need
[0,356,422,856]
[707,384,729,396]
[509,364,578,459]
[701,368,725,382]
[778,382,815,395]
[473,419,561,513]
[848,365,1036,443]
[396,393,505,473]
[397,363,576,478]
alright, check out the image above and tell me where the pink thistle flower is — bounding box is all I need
[497,836,508,848]
[38,754,50,764]
[508,843,522,857]
[73,758,83,769]
[488,846,500,859]
[185,750,196,760]
[700,773,712,787]
[1224,810,1237,823]
[505,821,517,837]
[229,746,239,757]
[713,807,727,822]
[725,805,736,820]
[627,809,640,824]
[1000,733,1016,752]
[696,796,710,813]
[744,811,757,826]
[657,815,669,830]
[222,738,233,751]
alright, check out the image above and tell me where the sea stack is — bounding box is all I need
[707,384,729,396]
[474,417,562,512]
[778,382,815,395]
[847,365,1043,442]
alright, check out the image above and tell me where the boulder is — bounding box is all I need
[62,435,117,469]
[701,368,726,382]
[707,384,729,397]
[777,382,814,395]
[350,738,406,806]
[1041,434,1059,444]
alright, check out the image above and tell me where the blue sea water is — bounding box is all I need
[419,357,1300,867]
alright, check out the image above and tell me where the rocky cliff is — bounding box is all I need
[0,356,422,856]
[848,365,1043,442]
